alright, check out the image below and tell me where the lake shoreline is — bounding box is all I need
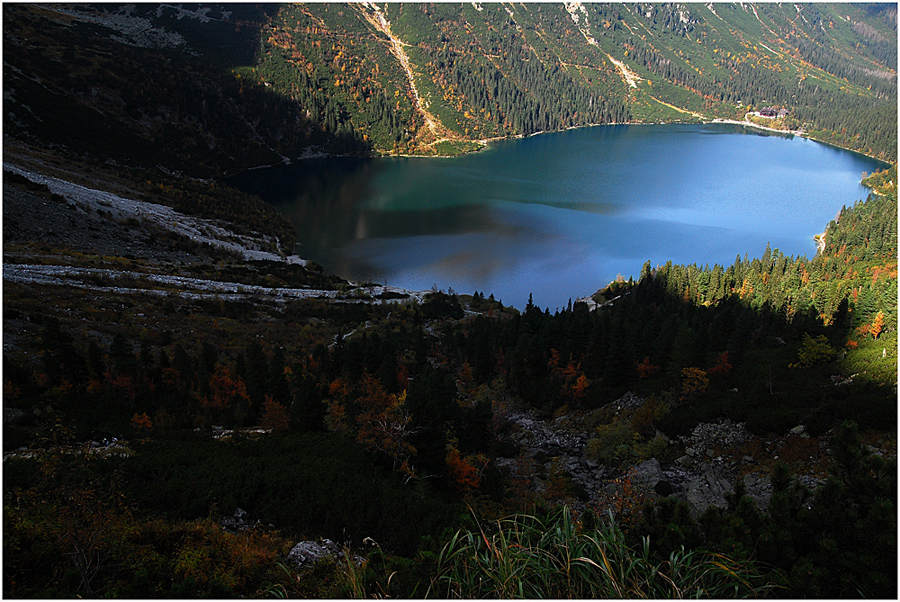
[227,123,884,311]
[226,115,890,178]
[712,116,892,165]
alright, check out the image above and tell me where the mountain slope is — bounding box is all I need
[4,2,896,171]
[242,2,897,158]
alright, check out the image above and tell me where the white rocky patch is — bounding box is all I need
[3,263,430,306]
[4,163,301,265]
[47,4,186,49]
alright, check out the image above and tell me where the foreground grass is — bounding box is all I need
[425,507,773,599]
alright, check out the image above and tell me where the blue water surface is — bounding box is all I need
[228,124,885,310]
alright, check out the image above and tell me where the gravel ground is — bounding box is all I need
[4,263,429,305]
[3,163,428,305]
[4,163,302,265]
[4,173,204,265]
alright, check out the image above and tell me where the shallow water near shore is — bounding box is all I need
[228,124,885,310]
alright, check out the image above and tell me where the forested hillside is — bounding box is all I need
[238,2,899,158]
[4,3,897,168]
[3,2,897,598]
[4,162,896,596]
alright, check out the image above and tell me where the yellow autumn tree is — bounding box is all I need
[261,396,291,432]
[355,375,418,479]
[681,367,709,398]
[871,311,885,340]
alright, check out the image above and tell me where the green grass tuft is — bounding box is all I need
[430,507,775,598]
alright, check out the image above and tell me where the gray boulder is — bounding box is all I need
[286,539,341,569]
[220,507,259,532]
[681,467,734,514]
[631,458,662,492]
[614,391,644,412]
[4,407,27,426]
[742,473,773,511]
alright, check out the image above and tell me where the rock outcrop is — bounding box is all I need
[286,540,342,569]
[495,394,782,516]
[220,507,261,533]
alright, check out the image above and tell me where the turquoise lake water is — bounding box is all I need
[228,124,886,310]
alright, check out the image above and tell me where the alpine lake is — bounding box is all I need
[227,124,887,311]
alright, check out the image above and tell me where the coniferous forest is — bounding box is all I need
[3,3,897,599]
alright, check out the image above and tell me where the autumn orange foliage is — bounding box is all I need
[325,377,351,432]
[549,349,590,404]
[456,361,476,398]
[131,412,152,431]
[547,348,561,375]
[681,367,709,398]
[593,468,645,527]
[261,396,291,432]
[355,375,417,477]
[446,447,483,491]
[707,351,733,378]
[869,262,898,284]
[871,311,885,340]
[106,372,138,404]
[202,364,249,409]
[635,356,661,379]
